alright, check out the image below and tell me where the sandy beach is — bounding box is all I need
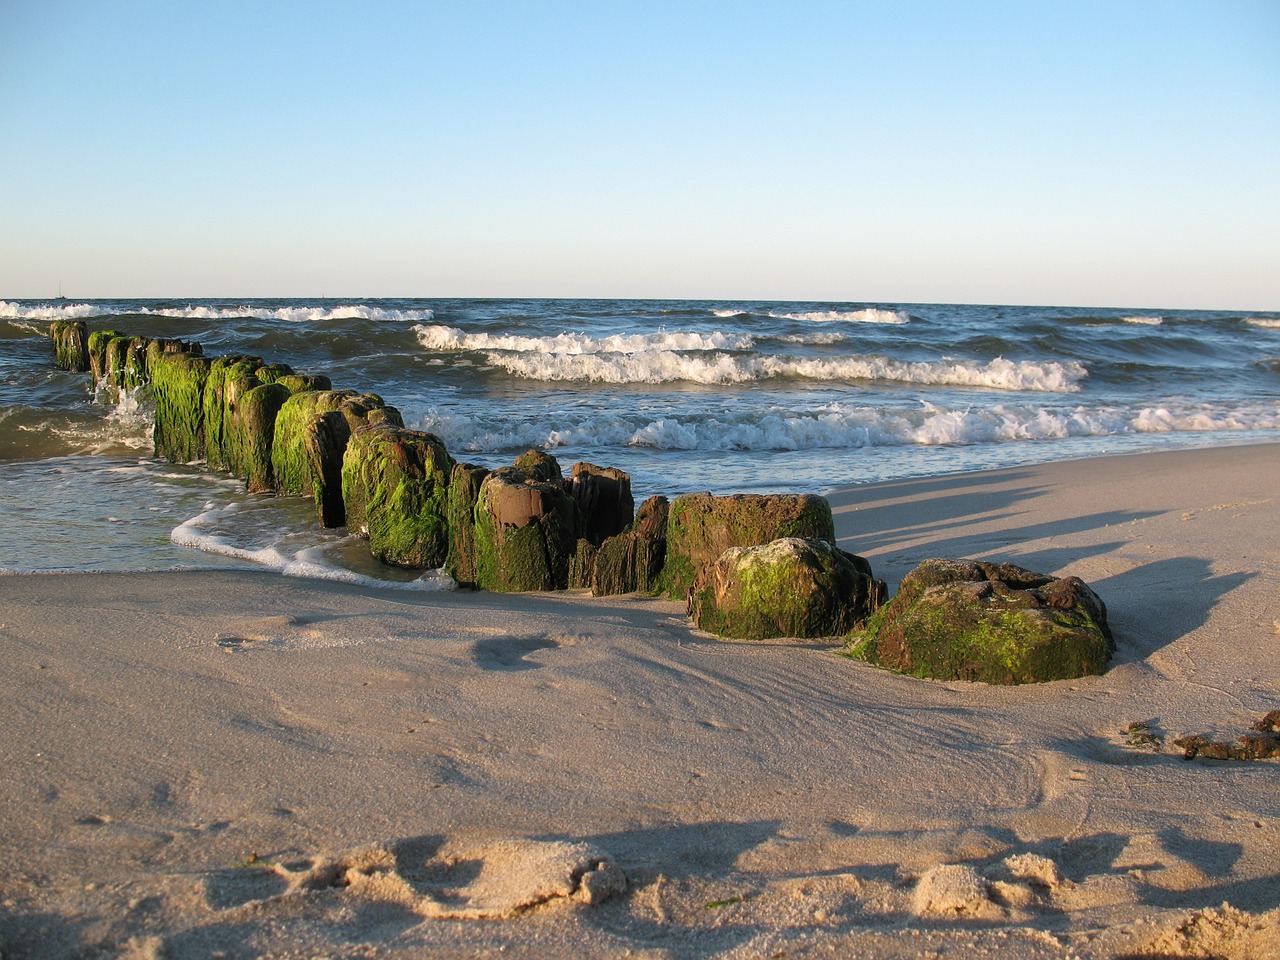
[2,442,1277,959]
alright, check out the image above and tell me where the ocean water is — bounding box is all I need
[2,297,1277,581]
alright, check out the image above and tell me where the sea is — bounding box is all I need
[2,298,1277,585]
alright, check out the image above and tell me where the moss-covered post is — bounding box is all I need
[49,320,89,372]
[231,382,292,492]
[570,462,634,547]
[444,462,489,587]
[272,390,401,527]
[121,336,152,391]
[341,424,455,568]
[302,411,350,527]
[87,329,125,383]
[688,538,885,641]
[660,493,836,600]
[591,495,669,596]
[473,458,580,592]
[203,356,264,473]
[845,559,1113,684]
[149,350,212,464]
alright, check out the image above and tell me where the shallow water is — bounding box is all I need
[3,297,1277,580]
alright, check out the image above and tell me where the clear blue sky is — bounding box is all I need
[2,1,1277,308]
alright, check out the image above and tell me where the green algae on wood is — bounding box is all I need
[444,462,490,587]
[473,458,580,592]
[204,356,265,473]
[49,320,90,372]
[272,389,401,527]
[845,558,1113,684]
[591,495,669,597]
[149,350,212,464]
[690,538,885,641]
[660,493,836,600]
[87,329,126,382]
[341,424,455,568]
[232,382,292,492]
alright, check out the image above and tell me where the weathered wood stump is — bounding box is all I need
[660,492,836,600]
[341,424,455,568]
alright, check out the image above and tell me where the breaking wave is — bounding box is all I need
[471,350,1087,392]
[413,324,752,354]
[417,400,1280,455]
[0,300,433,324]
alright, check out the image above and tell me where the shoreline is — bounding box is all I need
[2,443,1277,958]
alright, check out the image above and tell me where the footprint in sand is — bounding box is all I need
[469,636,560,672]
[203,836,625,919]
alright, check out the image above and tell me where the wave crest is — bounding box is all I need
[476,350,1086,392]
[413,323,753,355]
[416,400,1280,455]
[0,300,433,323]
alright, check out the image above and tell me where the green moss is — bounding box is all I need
[660,493,836,600]
[87,329,125,381]
[149,351,212,463]
[232,382,291,492]
[473,470,578,592]
[341,425,455,568]
[275,373,332,395]
[845,559,1111,684]
[49,320,89,372]
[203,356,264,473]
[253,362,295,385]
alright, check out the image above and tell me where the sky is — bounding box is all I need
[1,1,1277,308]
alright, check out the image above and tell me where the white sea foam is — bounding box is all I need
[413,324,753,354]
[1246,318,1280,329]
[0,300,433,323]
[170,501,455,590]
[1120,315,1164,325]
[473,349,1087,391]
[768,308,911,324]
[417,399,1280,455]
[0,300,103,321]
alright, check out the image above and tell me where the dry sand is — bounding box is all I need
[1,442,1277,958]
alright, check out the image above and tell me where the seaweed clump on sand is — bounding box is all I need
[1174,710,1280,761]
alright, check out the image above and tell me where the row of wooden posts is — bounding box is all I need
[47,319,839,601]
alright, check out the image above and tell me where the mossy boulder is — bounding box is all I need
[689,538,886,641]
[660,493,836,600]
[473,461,580,592]
[846,559,1114,684]
[149,350,212,464]
[570,462,634,547]
[341,424,455,568]
[49,320,89,372]
[444,462,491,587]
[591,495,669,596]
[272,390,404,527]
